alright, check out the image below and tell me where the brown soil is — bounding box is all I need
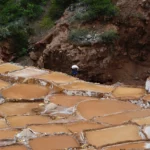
[85,125,141,147]
[96,109,150,125]
[0,102,40,116]
[8,67,48,78]
[50,94,97,107]
[77,100,140,119]
[0,130,18,140]
[29,124,69,134]
[61,82,114,93]
[29,135,79,150]
[0,119,8,128]
[1,84,49,100]
[36,72,78,84]
[0,63,23,74]
[112,87,145,100]
[7,116,50,128]
[66,122,104,133]
[102,141,150,150]
[0,145,27,150]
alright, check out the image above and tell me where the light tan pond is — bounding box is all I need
[0,130,18,140]
[50,94,97,107]
[8,67,48,78]
[66,122,104,133]
[29,124,69,134]
[0,102,40,116]
[0,119,8,128]
[1,84,49,100]
[36,72,78,84]
[132,116,150,125]
[96,109,150,125]
[61,82,114,93]
[77,100,140,119]
[0,145,27,150]
[0,80,10,90]
[102,141,150,150]
[8,116,50,128]
[143,95,150,101]
[112,86,145,100]
[29,135,79,150]
[0,63,23,74]
[85,125,142,147]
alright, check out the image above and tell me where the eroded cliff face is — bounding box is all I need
[30,0,150,85]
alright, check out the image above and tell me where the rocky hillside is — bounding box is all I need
[0,0,150,85]
[29,0,150,85]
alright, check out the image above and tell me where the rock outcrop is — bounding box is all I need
[29,0,150,85]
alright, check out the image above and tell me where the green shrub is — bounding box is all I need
[48,0,78,20]
[75,0,119,21]
[101,30,118,43]
[69,29,89,44]
[40,16,54,29]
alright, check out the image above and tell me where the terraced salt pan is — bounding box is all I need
[7,67,48,78]
[77,100,140,119]
[85,125,142,148]
[7,116,50,128]
[0,145,27,150]
[61,81,114,93]
[50,94,98,107]
[0,63,23,74]
[0,119,8,128]
[143,95,150,101]
[36,72,78,84]
[0,102,40,116]
[29,135,79,150]
[102,141,150,150]
[0,80,10,90]
[0,130,18,140]
[95,109,150,125]
[112,86,145,100]
[1,84,49,100]
[132,116,150,125]
[29,124,69,134]
[66,122,104,133]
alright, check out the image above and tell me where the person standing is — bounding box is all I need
[71,65,79,77]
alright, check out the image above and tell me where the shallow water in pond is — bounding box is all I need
[0,145,27,150]
[0,80,10,90]
[102,141,150,150]
[0,130,18,140]
[50,94,97,107]
[0,63,23,74]
[96,109,150,125]
[7,116,50,128]
[2,84,49,100]
[85,125,142,147]
[132,116,150,125]
[36,72,77,84]
[0,102,40,116]
[0,119,8,128]
[8,67,48,78]
[61,82,114,93]
[29,124,69,134]
[77,100,140,119]
[143,95,150,101]
[66,122,104,133]
[29,135,79,150]
[112,87,145,99]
